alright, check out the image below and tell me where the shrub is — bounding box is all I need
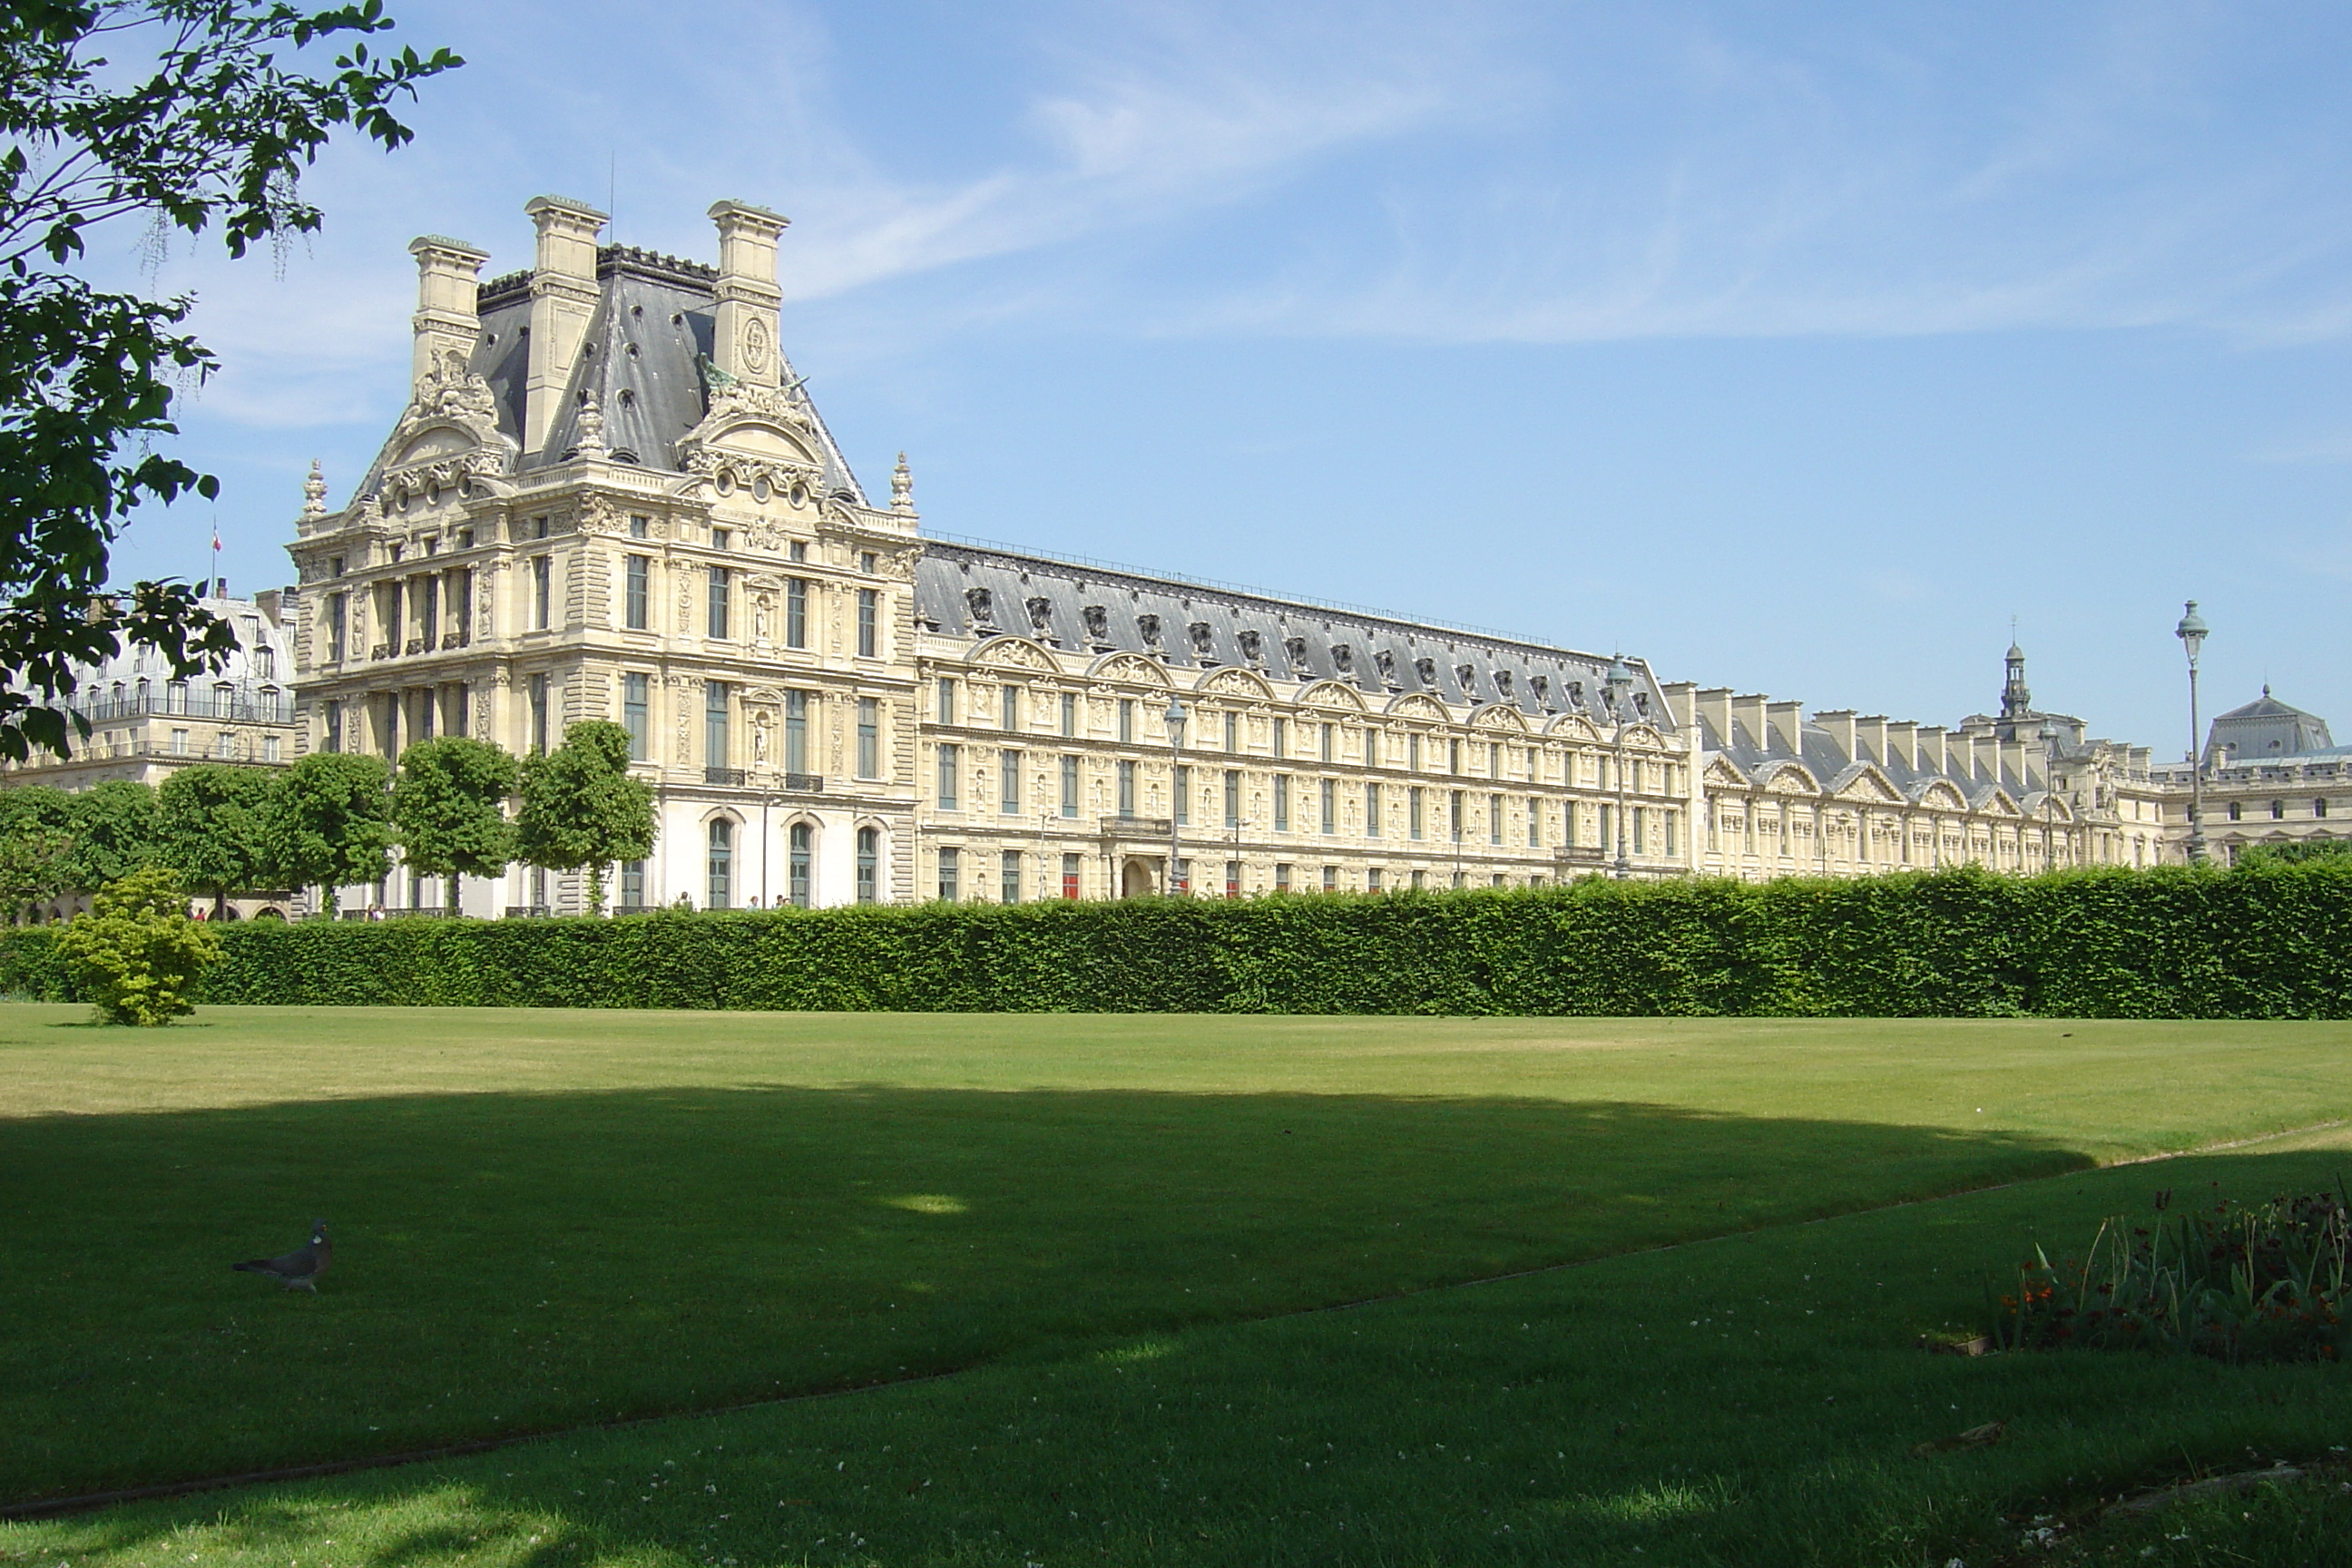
[53,866,222,1025]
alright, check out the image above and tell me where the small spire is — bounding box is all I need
[891,451,914,514]
[575,389,607,456]
[302,460,328,521]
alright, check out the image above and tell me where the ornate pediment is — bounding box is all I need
[376,368,517,498]
[973,635,1061,673]
[1196,666,1274,700]
[1546,713,1603,742]
[1914,779,1969,810]
[1704,756,1751,789]
[1469,703,1531,732]
[1836,769,1903,804]
[1758,760,1820,795]
[1087,651,1173,688]
[678,381,823,490]
[1295,680,1367,711]
[1384,692,1449,722]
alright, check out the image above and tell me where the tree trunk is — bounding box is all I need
[448,872,462,916]
[584,861,605,917]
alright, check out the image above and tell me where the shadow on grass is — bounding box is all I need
[0,1083,2088,1504]
[15,1142,2352,1568]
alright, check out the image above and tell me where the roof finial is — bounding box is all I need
[575,388,607,457]
[891,451,914,514]
[302,459,327,521]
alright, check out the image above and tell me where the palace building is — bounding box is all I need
[10,193,2340,909]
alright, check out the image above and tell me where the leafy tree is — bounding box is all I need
[264,750,392,913]
[2240,839,2352,867]
[0,1,460,762]
[56,862,219,1023]
[0,820,74,921]
[515,721,655,916]
[391,736,516,913]
[65,778,159,887]
[156,762,274,915]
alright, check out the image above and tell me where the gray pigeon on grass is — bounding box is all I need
[232,1220,331,1290]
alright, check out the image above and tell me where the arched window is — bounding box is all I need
[856,827,878,904]
[707,818,734,909]
[789,822,812,908]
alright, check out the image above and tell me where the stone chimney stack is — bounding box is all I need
[1884,720,1916,771]
[1730,693,1768,750]
[523,194,608,455]
[1659,681,1697,732]
[407,236,489,394]
[1765,700,1805,757]
[1854,715,1888,767]
[1816,710,1857,760]
[708,200,789,390]
[1971,732,2002,785]
[1694,688,1733,747]
[1916,726,1949,777]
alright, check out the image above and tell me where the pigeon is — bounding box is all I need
[232,1220,331,1291]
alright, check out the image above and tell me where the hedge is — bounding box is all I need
[3,863,2349,1017]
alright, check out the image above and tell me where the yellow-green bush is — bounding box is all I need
[50,865,222,1024]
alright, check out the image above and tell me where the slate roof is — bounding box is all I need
[1696,713,2031,808]
[2204,687,2334,764]
[913,540,1668,725]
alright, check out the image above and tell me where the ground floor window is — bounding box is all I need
[1322,865,1338,891]
[1061,852,1082,899]
[1001,849,1023,904]
[1367,867,1384,892]
[856,827,879,904]
[1274,863,1291,892]
[1224,859,1240,897]
[708,818,733,909]
[937,846,960,902]
[789,822,812,908]
[621,859,645,908]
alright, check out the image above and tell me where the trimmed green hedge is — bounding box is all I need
[4,864,2349,1017]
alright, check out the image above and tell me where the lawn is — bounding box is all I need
[2,1005,2347,1565]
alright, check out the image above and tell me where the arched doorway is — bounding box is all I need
[1120,858,1158,899]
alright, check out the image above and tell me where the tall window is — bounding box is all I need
[1272,717,1287,759]
[1365,729,1381,768]
[1490,741,1503,778]
[856,828,878,904]
[789,822,813,908]
[1223,710,1240,751]
[324,699,343,754]
[625,554,650,629]
[936,847,960,902]
[705,681,730,770]
[1223,769,1241,828]
[1272,774,1290,833]
[454,569,473,646]
[1118,699,1135,744]
[857,588,878,657]
[1060,692,1077,737]
[707,565,730,638]
[1060,754,1080,818]
[1002,684,1022,731]
[1224,860,1240,897]
[1410,787,1425,841]
[1490,793,1504,845]
[621,859,644,908]
[327,593,347,662]
[1323,865,1338,892]
[936,744,960,810]
[1061,853,1082,899]
[1173,766,1191,827]
[785,691,808,775]
[1001,849,1023,904]
[1447,791,1462,842]
[532,556,552,630]
[707,818,733,909]
[421,575,440,647]
[622,672,649,760]
[1320,779,1337,836]
[1408,733,1422,772]
[528,673,549,755]
[1528,798,1542,848]
[1117,759,1137,817]
[936,677,956,725]
[1319,722,1334,763]
[1447,738,1460,775]
[858,698,879,779]
[787,577,808,648]
[1000,749,1022,814]
[1274,863,1291,892]
[1365,782,1382,838]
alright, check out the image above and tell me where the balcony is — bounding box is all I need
[705,767,748,787]
[1099,814,1174,838]
[72,691,297,726]
[779,771,823,793]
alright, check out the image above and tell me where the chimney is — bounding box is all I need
[1815,710,1857,760]
[1916,726,1949,777]
[1854,714,1888,767]
[407,235,490,395]
[1730,693,1769,750]
[1766,700,1804,757]
[1659,681,1697,732]
[1971,732,2001,784]
[708,200,789,390]
[1997,737,2024,791]
[522,194,608,455]
[1884,720,1916,771]
[1694,687,1733,747]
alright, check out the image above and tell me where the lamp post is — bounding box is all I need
[1605,654,1634,879]
[1164,695,1188,895]
[2175,601,2209,866]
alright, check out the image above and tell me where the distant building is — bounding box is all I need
[0,587,299,790]
[2149,688,2350,864]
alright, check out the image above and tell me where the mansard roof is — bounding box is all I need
[463,246,867,499]
[1696,710,2040,805]
[914,539,1669,726]
[2204,686,2334,764]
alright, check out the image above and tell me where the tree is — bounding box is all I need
[56,862,219,1023]
[391,736,516,913]
[265,750,392,913]
[65,778,159,887]
[0,2,460,762]
[0,784,78,917]
[515,721,655,916]
[156,761,274,915]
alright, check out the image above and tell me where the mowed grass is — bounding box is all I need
[1,1006,2347,1543]
[8,1130,2352,1568]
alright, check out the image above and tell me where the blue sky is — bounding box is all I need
[94,0,2352,753]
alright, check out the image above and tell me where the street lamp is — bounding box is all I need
[2174,601,2209,866]
[1605,654,1635,879]
[1164,695,1188,895]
